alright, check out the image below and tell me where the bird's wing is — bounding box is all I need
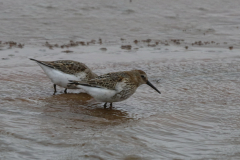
[69,72,129,90]
[30,59,92,75]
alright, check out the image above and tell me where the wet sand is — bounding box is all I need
[1,0,240,159]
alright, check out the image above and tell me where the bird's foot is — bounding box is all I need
[104,102,107,109]
[110,103,113,109]
[64,88,67,94]
[53,84,57,95]
[103,103,113,109]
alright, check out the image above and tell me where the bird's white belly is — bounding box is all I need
[38,63,84,89]
[77,85,119,102]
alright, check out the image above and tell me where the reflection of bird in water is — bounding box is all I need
[69,70,161,109]
[42,93,131,123]
[30,58,97,95]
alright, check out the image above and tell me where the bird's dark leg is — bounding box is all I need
[64,88,67,94]
[53,84,57,95]
[104,102,107,109]
[110,103,113,109]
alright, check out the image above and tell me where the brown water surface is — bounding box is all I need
[1,47,240,159]
[1,0,240,159]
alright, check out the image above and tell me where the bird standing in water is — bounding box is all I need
[30,58,97,95]
[69,70,161,108]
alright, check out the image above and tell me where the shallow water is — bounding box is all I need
[1,0,240,159]
[1,46,240,159]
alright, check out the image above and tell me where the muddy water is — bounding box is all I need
[1,46,240,159]
[1,0,240,159]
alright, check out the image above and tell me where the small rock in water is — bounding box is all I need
[100,48,107,51]
[62,50,73,53]
[121,45,132,50]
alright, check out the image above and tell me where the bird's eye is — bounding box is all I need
[141,75,145,78]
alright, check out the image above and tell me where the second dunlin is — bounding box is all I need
[69,70,161,108]
[30,58,97,94]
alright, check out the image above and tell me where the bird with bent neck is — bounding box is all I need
[69,70,161,109]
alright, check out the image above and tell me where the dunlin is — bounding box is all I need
[69,70,161,108]
[30,58,97,94]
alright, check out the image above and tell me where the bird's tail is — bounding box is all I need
[68,80,81,85]
[29,58,38,62]
[29,58,54,69]
[68,80,101,88]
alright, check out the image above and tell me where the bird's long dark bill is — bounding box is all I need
[147,80,161,94]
